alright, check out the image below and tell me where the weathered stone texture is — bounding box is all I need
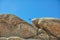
[32,18,60,40]
[0,14,60,40]
[0,14,37,38]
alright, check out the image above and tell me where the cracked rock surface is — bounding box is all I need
[0,14,37,39]
[0,14,60,40]
[32,18,60,40]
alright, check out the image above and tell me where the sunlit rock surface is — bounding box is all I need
[0,14,60,40]
[32,17,60,40]
[0,37,24,40]
[0,14,37,39]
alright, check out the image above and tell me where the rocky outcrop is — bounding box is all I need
[32,18,60,40]
[0,14,37,39]
[0,14,60,40]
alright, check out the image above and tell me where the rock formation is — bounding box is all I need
[0,14,37,39]
[0,14,60,40]
[32,17,60,40]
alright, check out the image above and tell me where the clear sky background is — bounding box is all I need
[0,0,60,23]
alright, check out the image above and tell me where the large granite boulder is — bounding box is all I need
[32,18,60,40]
[1,14,60,40]
[0,14,37,38]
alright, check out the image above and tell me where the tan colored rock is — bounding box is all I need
[38,29,58,40]
[32,18,60,39]
[0,14,37,38]
[32,18,39,28]
[38,29,49,38]
[33,29,50,40]
[8,36,24,40]
[0,37,24,40]
[17,22,37,38]
[0,37,7,40]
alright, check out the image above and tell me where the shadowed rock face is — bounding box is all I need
[0,14,37,38]
[32,18,60,39]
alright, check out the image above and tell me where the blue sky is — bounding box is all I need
[0,0,60,23]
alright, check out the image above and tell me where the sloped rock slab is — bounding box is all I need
[32,18,60,39]
[0,14,37,38]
